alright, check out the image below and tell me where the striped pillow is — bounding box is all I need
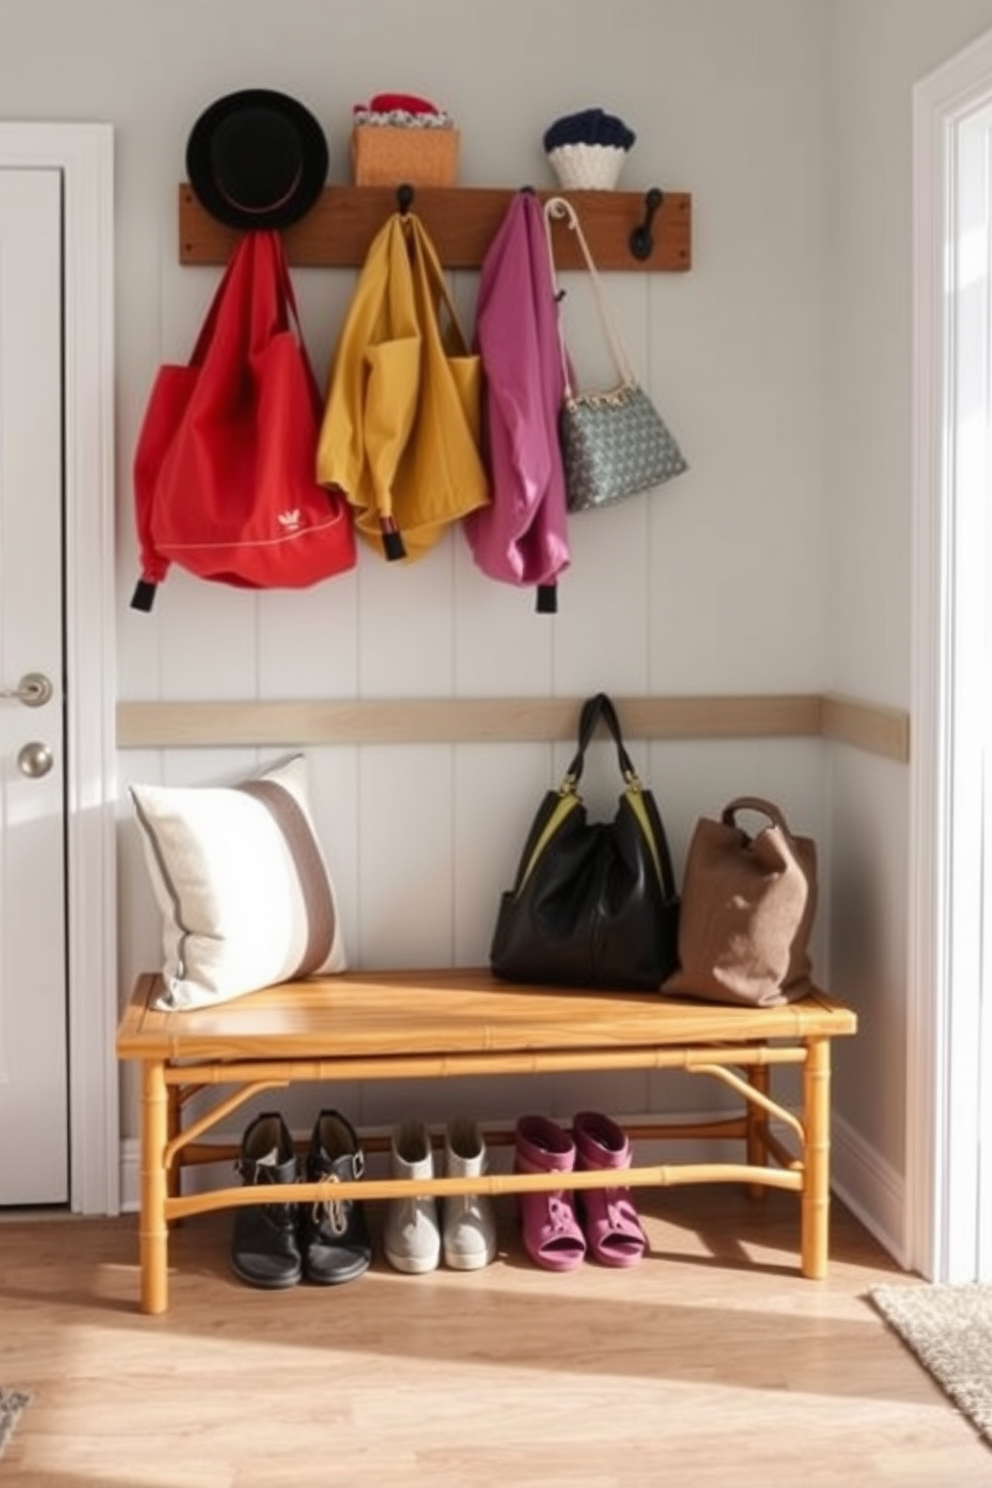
[130,753,346,1011]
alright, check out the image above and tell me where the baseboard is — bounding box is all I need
[829,1111,908,1269]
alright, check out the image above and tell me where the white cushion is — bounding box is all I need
[129,753,346,1011]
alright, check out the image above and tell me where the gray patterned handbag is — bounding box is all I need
[544,196,688,512]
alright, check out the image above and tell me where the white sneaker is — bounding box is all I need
[442,1118,497,1271]
[383,1120,441,1275]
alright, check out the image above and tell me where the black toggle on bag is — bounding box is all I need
[490,693,680,990]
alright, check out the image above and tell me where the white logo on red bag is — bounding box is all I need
[277,509,302,531]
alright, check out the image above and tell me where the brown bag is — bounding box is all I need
[663,796,817,1007]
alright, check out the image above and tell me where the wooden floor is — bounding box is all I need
[0,1188,987,1486]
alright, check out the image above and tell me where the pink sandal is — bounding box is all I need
[514,1115,586,1271]
[573,1111,647,1267]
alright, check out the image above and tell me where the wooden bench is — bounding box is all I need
[115,967,858,1314]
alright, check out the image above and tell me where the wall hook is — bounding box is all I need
[629,188,664,262]
[396,183,415,214]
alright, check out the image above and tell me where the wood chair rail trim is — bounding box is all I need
[115,692,909,761]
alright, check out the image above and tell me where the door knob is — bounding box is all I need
[17,741,54,778]
[0,671,53,707]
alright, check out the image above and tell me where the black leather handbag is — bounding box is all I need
[490,693,680,990]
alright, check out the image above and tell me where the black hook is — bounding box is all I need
[396,183,415,215]
[629,188,664,262]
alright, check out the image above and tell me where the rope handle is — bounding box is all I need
[186,239,245,366]
[563,692,638,786]
[401,210,473,355]
[721,797,793,836]
[257,231,322,407]
[187,230,309,366]
[561,692,679,901]
[542,196,637,396]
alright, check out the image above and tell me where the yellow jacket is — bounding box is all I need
[317,211,489,560]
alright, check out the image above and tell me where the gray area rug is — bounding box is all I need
[0,1391,29,1464]
[870,1283,992,1447]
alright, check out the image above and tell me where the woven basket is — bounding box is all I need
[351,125,460,187]
[547,143,629,191]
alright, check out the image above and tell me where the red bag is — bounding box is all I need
[130,230,355,610]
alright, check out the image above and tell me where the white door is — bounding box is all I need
[0,167,67,1206]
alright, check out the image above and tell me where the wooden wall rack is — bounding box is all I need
[178,183,692,272]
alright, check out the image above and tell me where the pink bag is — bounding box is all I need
[463,191,570,613]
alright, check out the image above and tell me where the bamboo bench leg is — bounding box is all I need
[139,1059,170,1315]
[165,1083,181,1202]
[744,1062,770,1200]
[801,1036,831,1280]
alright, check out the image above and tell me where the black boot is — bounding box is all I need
[230,1112,302,1289]
[301,1109,372,1285]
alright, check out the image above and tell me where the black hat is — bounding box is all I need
[186,88,329,231]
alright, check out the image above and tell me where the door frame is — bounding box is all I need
[910,30,992,1281]
[0,123,117,1214]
